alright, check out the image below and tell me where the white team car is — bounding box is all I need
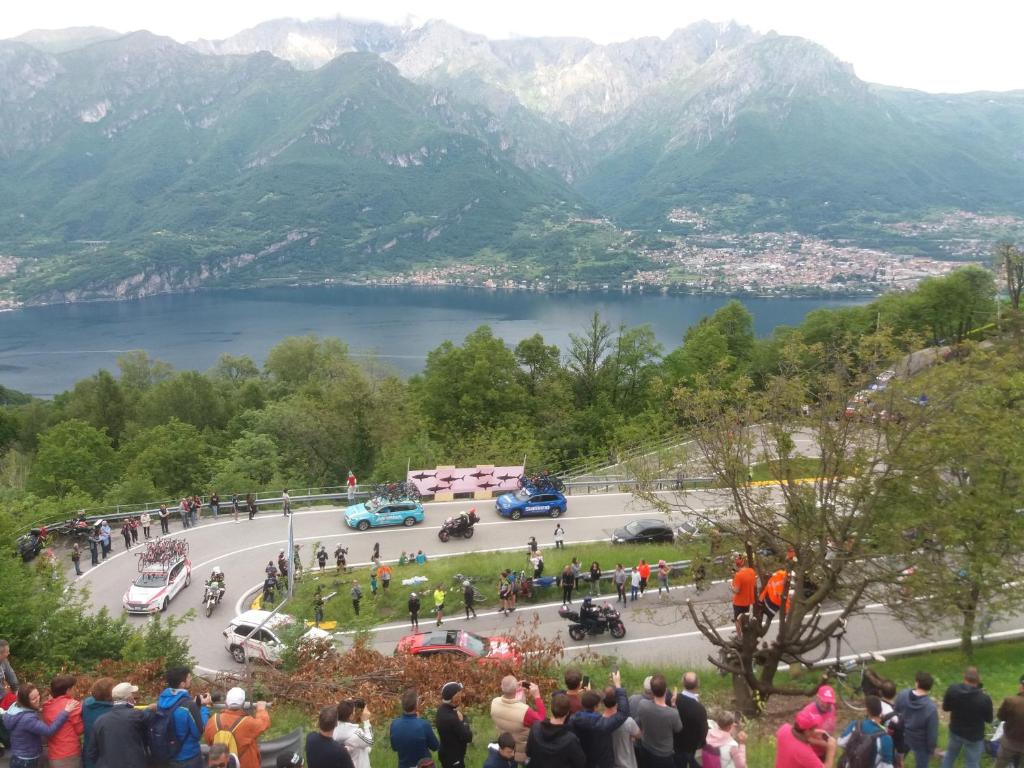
[122,555,192,614]
[223,610,332,665]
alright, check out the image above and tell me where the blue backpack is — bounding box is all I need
[147,699,185,762]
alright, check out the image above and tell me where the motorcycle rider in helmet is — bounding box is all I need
[580,596,601,631]
[207,566,226,603]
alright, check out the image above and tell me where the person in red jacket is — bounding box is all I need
[41,674,84,768]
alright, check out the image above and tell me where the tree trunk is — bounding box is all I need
[732,673,760,716]
[959,583,982,657]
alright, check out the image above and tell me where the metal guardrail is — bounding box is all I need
[24,476,717,539]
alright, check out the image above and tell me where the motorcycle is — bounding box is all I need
[202,581,224,617]
[438,509,480,542]
[559,603,626,640]
[15,527,48,563]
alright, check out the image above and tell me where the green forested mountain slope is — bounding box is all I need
[0,34,623,301]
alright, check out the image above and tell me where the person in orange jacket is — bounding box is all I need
[759,569,790,626]
[203,687,271,768]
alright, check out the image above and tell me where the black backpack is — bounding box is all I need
[147,699,185,763]
[882,710,906,754]
[837,720,882,768]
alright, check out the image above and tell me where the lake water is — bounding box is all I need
[0,286,866,397]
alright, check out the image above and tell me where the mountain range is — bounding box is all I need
[1,17,1023,303]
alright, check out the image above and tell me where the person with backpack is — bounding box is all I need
[894,672,939,768]
[202,687,270,768]
[702,710,747,768]
[153,667,210,768]
[837,696,895,768]
[85,682,152,768]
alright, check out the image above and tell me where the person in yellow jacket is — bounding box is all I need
[434,584,446,626]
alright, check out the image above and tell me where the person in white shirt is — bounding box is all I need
[333,699,373,768]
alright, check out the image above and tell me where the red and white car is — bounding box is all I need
[395,629,519,665]
[122,555,192,614]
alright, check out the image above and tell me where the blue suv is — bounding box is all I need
[495,487,567,520]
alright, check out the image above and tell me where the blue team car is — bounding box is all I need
[344,498,425,531]
[495,488,567,520]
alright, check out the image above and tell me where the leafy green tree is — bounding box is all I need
[605,324,662,410]
[414,326,530,435]
[59,370,129,446]
[663,323,732,386]
[881,344,1024,654]
[103,474,162,506]
[264,336,354,391]
[29,419,118,499]
[117,351,174,393]
[566,313,613,406]
[212,432,282,491]
[123,419,212,495]
[709,300,755,363]
[138,371,228,431]
[912,266,996,342]
[514,334,562,396]
[210,353,261,382]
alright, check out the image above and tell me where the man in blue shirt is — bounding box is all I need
[156,666,210,768]
[838,696,895,768]
[390,688,439,768]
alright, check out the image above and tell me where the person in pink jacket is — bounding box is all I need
[702,711,746,768]
[798,685,837,735]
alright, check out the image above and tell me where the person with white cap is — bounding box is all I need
[202,687,270,768]
[85,681,151,768]
[436,682,472,768]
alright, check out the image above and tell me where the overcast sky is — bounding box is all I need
[4,0,1021,93]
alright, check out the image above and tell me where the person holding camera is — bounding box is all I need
[203,687,270,768]
[490,677,546,764]
[333,699,373,768]
[436,682,472,768]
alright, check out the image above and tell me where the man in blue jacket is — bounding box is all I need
[157,666,210,768]
[568,671,629,768]
[390,688,439,768]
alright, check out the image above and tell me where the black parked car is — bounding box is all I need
[611,519,675,544]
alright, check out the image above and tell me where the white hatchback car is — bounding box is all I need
[122,556,192,614]
[223,610,331,664]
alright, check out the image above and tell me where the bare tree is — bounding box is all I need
[635,337,937,714]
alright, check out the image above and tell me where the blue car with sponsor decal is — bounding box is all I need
[495,488,567,520]
[345,498,425,531]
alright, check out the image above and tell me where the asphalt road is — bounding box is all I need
[74,492,1021,674]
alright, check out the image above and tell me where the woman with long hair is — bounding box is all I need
[2,683,77,768]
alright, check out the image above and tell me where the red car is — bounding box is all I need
[395,629,519,665]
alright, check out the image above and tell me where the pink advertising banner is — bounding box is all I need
[406,466,524,496]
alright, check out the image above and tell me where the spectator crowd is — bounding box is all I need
[1,628,1024,768]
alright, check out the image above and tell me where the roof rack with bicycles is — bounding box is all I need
[136,538,189,572]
